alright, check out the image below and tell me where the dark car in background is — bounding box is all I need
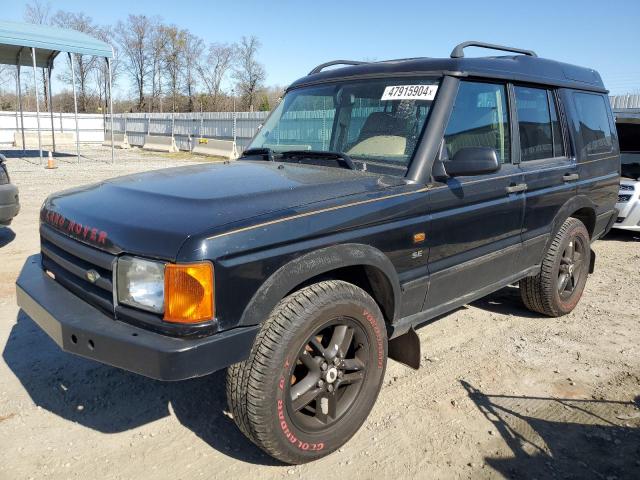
[0,153,20,227]
[16,41,619,464]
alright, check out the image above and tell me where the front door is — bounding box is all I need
[423,80,525,314]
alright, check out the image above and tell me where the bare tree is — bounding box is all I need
[23,0,52,110]
[182,32,203,112]
[149,21,168,112]
[52,11,99,112]
[115,14,153,112]
[197,42,235,110]
[162,26,186,113]
[233,36,266,111]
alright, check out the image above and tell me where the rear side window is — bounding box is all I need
[573,92,613,155]
[444,81,511,164]
[514,86,565,161]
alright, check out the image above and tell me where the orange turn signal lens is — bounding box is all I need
[164,262,214,323]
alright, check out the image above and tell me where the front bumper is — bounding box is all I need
[0,183,20,225]
[16,255,259,381]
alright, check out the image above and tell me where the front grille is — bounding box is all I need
[618,194,632,203]
[40,224,115,316]
[39,223,218,338]
[619,184,635,192]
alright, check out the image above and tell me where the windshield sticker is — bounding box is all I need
[381,85,438,101]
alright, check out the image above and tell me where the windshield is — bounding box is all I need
[247,77,440,175]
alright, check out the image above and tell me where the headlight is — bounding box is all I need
[117,256,165,313]
[116,256,214,323]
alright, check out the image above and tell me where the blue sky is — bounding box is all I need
[4,0,640,95]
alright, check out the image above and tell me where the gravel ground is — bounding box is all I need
[0,147,639,480]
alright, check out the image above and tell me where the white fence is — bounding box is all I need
[0,110,269,151]
[110,112,269,151]
[0,111,105,144]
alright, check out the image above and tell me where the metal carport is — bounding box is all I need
[0,20,114,163]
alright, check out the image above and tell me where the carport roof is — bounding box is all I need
[0,20,113,68]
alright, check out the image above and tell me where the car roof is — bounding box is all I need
[288,55,607,93]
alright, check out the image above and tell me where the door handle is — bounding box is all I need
[506,183,528,194]
[563,173,580,182]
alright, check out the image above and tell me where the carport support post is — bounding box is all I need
[16,50,26,153]
[31,48,43,164]
[68,52,80,163]
[107,57,114,164]
[47,60,56,153]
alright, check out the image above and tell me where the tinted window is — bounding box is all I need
[514,87,565,161]
[515,86,553,161]
[573,93,613,155]
[444,81,510,164]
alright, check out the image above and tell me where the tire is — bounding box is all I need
[520,217,591,317]
[226,280,387,464]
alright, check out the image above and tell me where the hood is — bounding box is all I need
[42,161,399,260]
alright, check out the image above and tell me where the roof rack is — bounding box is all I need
[308,60,368,75]
[450,41,537,59]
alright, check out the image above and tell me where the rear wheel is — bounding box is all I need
[520,217,590,316]
[226,280,387,464]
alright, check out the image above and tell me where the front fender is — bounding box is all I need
[238,243,401,327]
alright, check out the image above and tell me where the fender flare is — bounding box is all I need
[542,194,596,257]
[238,243,401,327]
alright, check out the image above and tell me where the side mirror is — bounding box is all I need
[445,147,501,177]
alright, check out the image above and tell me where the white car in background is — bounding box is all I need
[614,178,640,232]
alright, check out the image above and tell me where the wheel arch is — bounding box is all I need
[238,244,401,328]
[549,195,597,240]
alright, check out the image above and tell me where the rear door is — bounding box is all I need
[423,80,525,313]
[512,85,576,270]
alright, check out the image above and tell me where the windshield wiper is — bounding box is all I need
[241,147,275,161]
[280,150,357,170]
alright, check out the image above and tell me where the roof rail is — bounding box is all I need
[308,60,368,75]
[450,41,537,59]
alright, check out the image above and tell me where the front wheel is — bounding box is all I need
[226,280,387,464]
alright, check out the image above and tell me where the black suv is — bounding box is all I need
[16,42,619,464]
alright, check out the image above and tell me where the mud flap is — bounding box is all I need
[589,248,596,274]
[388,326,420,370]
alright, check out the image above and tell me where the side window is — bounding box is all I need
[444,81,511,164]
[514,86,556,161]
[573,92,613,155]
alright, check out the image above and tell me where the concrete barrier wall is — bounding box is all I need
[142,134,179,153]
[192,138,238,159]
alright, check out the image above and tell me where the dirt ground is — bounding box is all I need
[0,148,638,480]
